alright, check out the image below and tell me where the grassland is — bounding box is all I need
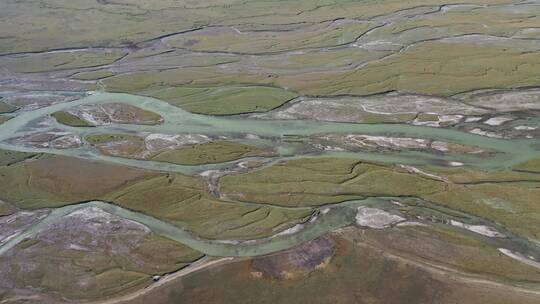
[85,133,144,145]
[276,41,540,97]
[85,133,147,159]
[55,103,163,126]
[72,70,116,80]
[85,133,272,165]
[0,154,159,208]
[102,68,276,111]
[0,151,311,240]
[0,50,126,73]
[122,227,540,304]
[100,39,540,115]
[0,201,15,217]
[513,158,540,173]
[0,149,38,166]
[360,225,540,283]
[104,174,312,239]
[52,111,94,127]
[221,158,540,240]
[255,48,391,71]
[0,1,502,117]
[104,78,298,115]
[151,141,271,165]
[2,0,536,117]
[419,165,540,184]
[424,182,540,240]
[388,6,540,39]
[1,0,512,55]
[165,21,371,54]
[147,86,298,115]
[220,158,445,207]
[0,100,17,114]
[0,221,203,301]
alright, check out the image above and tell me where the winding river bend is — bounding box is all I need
[1,197,539,262]
[1,92,539,172]
[1,92,540,261]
